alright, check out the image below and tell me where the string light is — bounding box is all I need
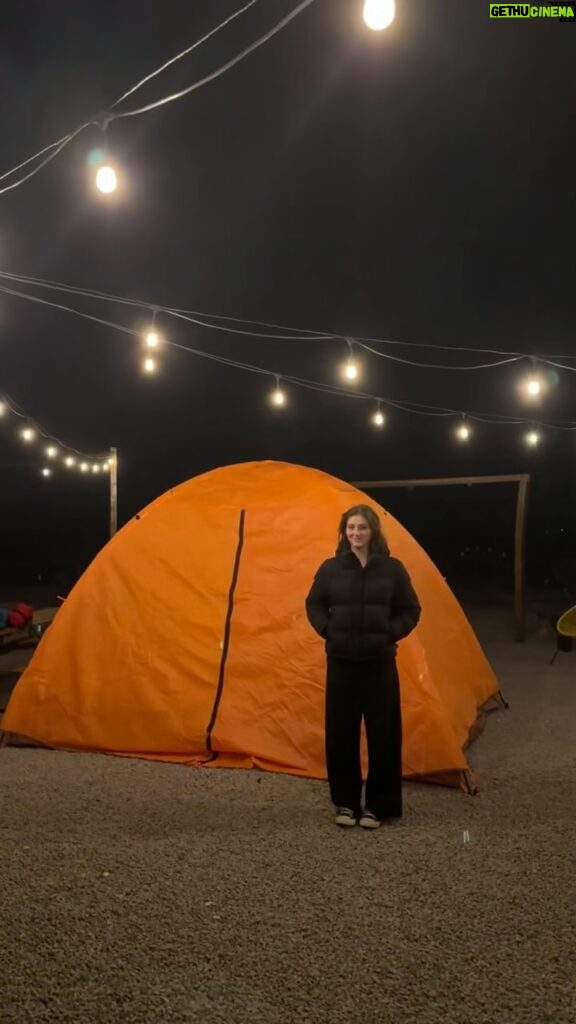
[143,356,157,374]
[523,373,544,399]
[270,377,286,407]
[519,359,546,402]
[91,463,101,473]
[80,462,89,473]
[524,429,541,448]
[0,400,6,417]
[0,0,318,197]
[455,420,471,442]
[2,279,576,442]
[145,329,160,349]
[372,403,385,427]
[341,339,360,383]
[363,0,396,31]
[95,165,118,194]
[1,390,108,477]
[4,270,576,367]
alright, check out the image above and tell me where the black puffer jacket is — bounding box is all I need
[306,551,421,661]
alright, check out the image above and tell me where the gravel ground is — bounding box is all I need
[1,611,575,1024]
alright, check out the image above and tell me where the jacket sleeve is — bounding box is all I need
[388,561,421,643]
[305,561,332,639]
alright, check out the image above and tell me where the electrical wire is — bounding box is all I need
[1,280,575,431]
[112,0,318,119]
[110,0,263,109]
[0,127,89,196]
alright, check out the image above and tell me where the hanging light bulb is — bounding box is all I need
[341,339,360,383]
[524,429,541,448]
[372,404,385,427]
[0,400,6,417]
[143,357,157,374]
[64,456,76,468]
[95,165,118,194]
[21,427,36,443]
[80,462,89,473]
[455,422,471,442]
[270,377,286,407]
[363,0,396,31]
[46,446,58,459]
[91,463,101,474]
[145,329,160,349]
[520,360,545,401]
[41,467,52,478]
[102,461,110,471]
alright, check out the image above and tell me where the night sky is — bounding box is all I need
[0,0,574,590]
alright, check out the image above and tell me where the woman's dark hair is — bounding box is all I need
[336,504,389,555]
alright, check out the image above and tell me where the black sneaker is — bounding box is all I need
[334,807,357,827]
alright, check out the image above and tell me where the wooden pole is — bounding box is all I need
[514,475,529,642]
[109,446,118,538]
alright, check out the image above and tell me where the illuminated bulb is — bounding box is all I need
[271,388,286,407]
[80,462,89,473]
[46,446,58,459]
[92,464,101,473]
[0,401,6,416]
[41,467,52,478]
[526,378,541,397]
[145,330,160,349]
[102,461,110,471]
[95,165,117,194]
[363,0,396,31]
[372,410,385,427]
[65,456,76,468]
[143,357,157,374]
[525,430,540,447]
[21,428,35,443]
[343,360,359,382]
[455,424,471,442]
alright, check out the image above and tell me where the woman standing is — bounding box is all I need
[306,505,421,828]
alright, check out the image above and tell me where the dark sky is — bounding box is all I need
[0,0,574,586]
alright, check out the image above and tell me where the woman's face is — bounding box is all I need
[345,514,371,553]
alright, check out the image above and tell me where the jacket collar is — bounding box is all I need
[338,550,390,569]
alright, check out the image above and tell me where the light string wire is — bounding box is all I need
[0,389,109,460]
[1,278,575,432]
[2,269,576,368]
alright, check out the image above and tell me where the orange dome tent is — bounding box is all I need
[1,461,502,789]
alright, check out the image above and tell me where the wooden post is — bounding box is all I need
[109,446,118,538]
[514,475,529,643]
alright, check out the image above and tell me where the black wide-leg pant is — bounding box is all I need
[325,656,402,819]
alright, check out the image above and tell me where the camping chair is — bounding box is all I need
[549,605,576,665]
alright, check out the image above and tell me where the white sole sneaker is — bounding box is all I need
[335,810,357,827]
[359,814,381,829]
